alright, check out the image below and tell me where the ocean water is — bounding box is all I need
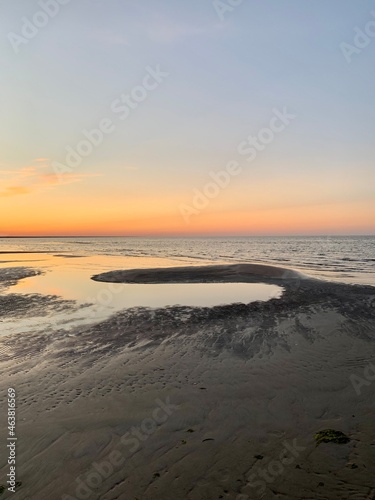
[0,236,373,336]
[0,236,374,285]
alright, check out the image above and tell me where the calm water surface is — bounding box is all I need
[1,236,374,284]
[0,253,283,335]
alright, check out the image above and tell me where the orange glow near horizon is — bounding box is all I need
[2,2,374,240]
[1,161,374,237]
[2,199,374,237]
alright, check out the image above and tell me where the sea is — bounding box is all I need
[1,235,374,286]
[0,236,374,336]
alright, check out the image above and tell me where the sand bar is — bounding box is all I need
[92,262,306,285]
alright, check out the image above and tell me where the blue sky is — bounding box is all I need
[0,0,374,235]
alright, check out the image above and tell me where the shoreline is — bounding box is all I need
[1,245,374,287]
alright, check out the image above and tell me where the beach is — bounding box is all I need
[1,254,375,499]
[2,0,374,496]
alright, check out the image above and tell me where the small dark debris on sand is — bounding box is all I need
[314,429,350,446]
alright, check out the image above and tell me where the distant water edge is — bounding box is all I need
[0,236,374,286]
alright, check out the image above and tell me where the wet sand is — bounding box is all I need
[91,262,304,283]
[1,264,375,499]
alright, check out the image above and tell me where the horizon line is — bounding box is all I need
[1,234,374,239]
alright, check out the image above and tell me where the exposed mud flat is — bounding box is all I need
[0,265,375,499]
[0,267,42,292]
[0,267,88,321]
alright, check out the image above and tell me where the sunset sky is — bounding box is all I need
[0,0,374,236]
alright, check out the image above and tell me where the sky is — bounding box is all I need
[0,0,374,236]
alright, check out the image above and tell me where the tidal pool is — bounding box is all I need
[1,253,283,334]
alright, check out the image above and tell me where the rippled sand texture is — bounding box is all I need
[0,265,375,499]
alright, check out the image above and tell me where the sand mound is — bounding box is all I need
[92,263,305,285]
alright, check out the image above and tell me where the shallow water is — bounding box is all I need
[5,255,282,307]
[1,236,374,285]
[0,254,282,335]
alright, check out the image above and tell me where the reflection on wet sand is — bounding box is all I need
[1,255,375,499]
[0,254,283,336]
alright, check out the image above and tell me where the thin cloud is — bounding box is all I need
[0,186,30,197]
[0,167,37,178]
[34,158,50,163]
[39,172,99,186]
[0,163,101,197]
